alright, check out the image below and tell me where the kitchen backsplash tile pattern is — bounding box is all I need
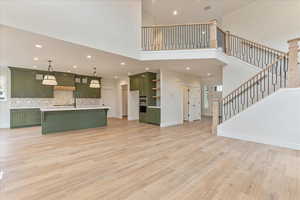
[10,90,103,108]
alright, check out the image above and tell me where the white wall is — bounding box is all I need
[0,0,141,59]
[0,66,10,128]
[218,88,300,150]
[160,69,201,127]
[221,56,261,97]
[222,1,300,52]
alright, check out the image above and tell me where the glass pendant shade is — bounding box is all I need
[42,75,57,86]
[89,67,101,88]
[42,60,57,86]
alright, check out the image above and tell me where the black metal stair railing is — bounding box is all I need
[220,56,289,123]
[142,23,210,51]
[227,34,288,69]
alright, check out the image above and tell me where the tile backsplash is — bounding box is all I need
[10,90,103,108]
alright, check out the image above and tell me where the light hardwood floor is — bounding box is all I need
[0,118,299,200]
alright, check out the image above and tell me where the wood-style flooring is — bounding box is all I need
[0,118,299,200]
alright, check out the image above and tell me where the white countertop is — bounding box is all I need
[147,106,161,109]
[40,107,110,112]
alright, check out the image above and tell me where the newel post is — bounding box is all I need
[225,31,230,55]
[209,19,218,48]
[212,99,219,135]
[287,38,300,88]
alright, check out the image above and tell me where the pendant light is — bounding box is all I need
[42,60,57,86]
[89,67,101,88]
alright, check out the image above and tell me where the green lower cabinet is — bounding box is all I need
[41,109,108,134]
[10,109,41,128]
[146,108,160,125]
[139,112,147,123]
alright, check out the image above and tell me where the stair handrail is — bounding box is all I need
[228,33,288,57]
[220,55,288,122]
[222,56,287,102]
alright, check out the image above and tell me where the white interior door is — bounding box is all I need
[189,88,201,121]
[183,87,189,121]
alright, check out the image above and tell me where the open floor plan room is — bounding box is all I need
[1,0,300,199]
[1,119,299,200]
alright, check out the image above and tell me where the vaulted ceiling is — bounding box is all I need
[142,0,255,25]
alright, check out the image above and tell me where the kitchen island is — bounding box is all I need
[41,107,109,134]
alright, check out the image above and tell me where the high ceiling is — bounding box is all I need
[142,0,255,25]
[0,25,223,80]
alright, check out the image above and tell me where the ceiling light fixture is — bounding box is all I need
[114,76,119,79]
[35,44,43,48]
[89,67,101,88]
[33,57,39,61]
[87,55,92,59]
[186,67,191,70]
[145,67,150,71]
[42,60,57,86]
[207,73,211,76]
[120,62,126,66]
[173,10,178,15]
[73,65,77,69]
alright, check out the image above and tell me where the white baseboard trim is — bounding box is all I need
[218,129,300,150]
[160,121,183,128]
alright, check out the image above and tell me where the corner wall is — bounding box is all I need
[222,1,300,52]
[160,69,201,127]
[218,88,300,150]
[0,0,142,59]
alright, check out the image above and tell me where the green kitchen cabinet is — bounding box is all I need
[130,75,140,91]
[139,112,147,123]
[10,67,54,98]
[75,75,101,98]
[55,72,75,87]
[146,107,160,125]
[10,108,41,128]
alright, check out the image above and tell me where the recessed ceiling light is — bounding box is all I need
[120,62,126,66]
[73,65,77,69]
[67,70,71,73]
[186,67,191,70]
[173,10,178,15]
[207,73,211,76]
[33,57,39,61]
[114,76,119,79]
[35,44,43,48]
[145,67,150,71]
[87,55,92,59]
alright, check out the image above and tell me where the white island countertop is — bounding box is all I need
[40,107,110,112]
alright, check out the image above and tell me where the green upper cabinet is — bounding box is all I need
[75,75,101,98]
[129,75,140,91]
[54,72,75,87]
[10,67,54,98]
[129,72,157,105]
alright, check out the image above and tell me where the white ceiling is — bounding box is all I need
[142,0,255,25]
[0,25,223,80]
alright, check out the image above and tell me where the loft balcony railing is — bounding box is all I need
[142,20,288,71]
[141,21,218,51]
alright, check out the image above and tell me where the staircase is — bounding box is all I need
[141,21,300,135]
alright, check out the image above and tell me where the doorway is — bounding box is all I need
[183,86,201,122]
[121,85,128,118]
